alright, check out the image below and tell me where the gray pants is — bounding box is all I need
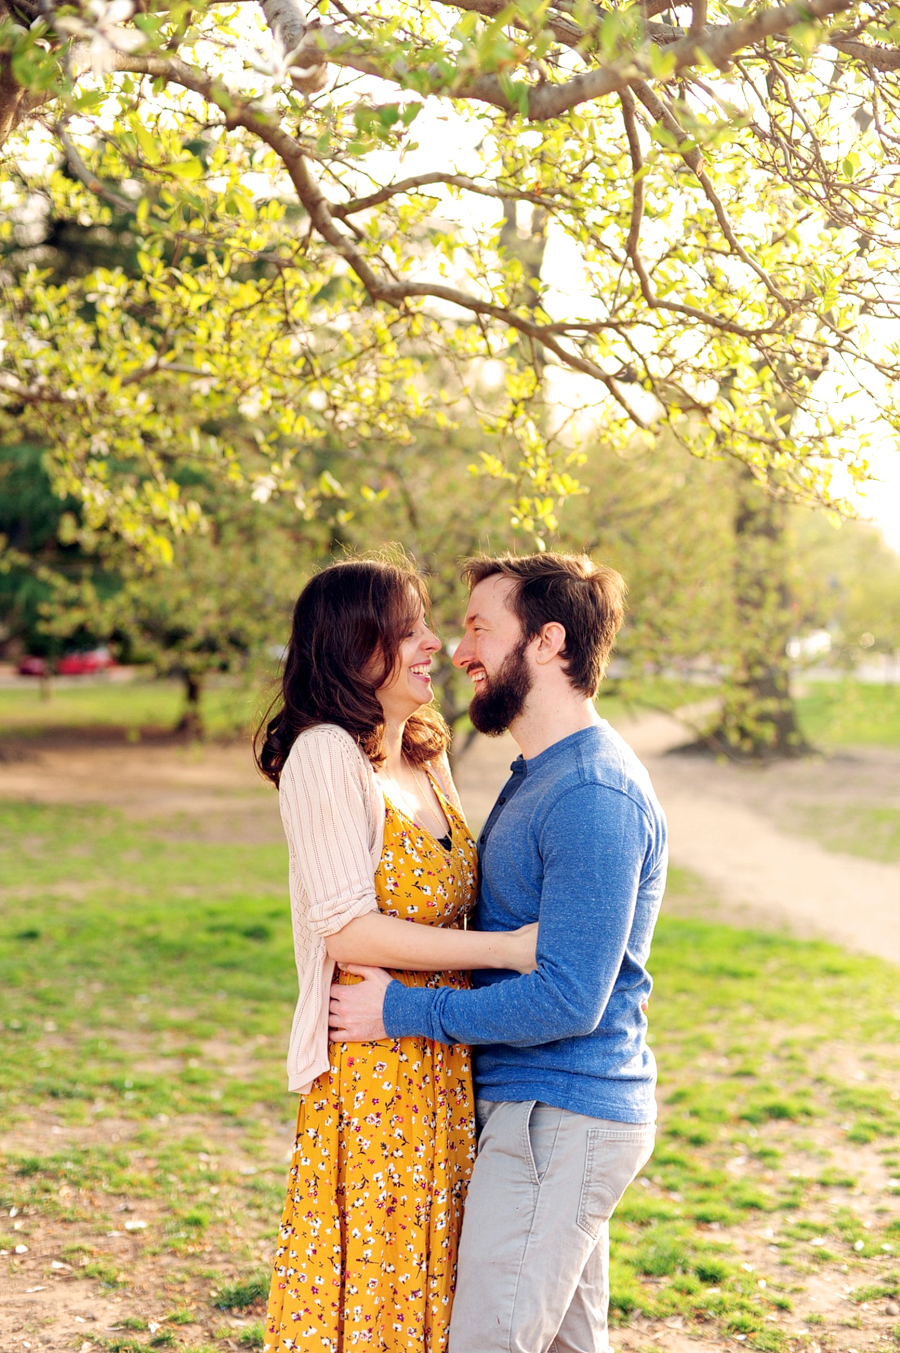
[449,1100,655,1353]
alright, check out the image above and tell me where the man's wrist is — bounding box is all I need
[383,979,435,1039]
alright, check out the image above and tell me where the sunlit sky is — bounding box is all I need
[849,448,900,555]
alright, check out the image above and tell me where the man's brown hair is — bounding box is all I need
[462,552,625,698]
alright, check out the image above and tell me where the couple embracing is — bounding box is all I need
[255,550,667,1353]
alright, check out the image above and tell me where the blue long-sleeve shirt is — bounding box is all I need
[383,723,667,1122]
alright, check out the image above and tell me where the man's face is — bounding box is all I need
[453,576,533,736]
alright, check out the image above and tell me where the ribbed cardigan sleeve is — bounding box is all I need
[279,729,380,936]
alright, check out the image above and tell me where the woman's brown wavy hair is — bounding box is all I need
[254,556,449,786]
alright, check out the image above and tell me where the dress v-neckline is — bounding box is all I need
[382,770,454,853]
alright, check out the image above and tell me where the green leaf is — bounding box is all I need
[135,124,160,165]
[169,158,204,182]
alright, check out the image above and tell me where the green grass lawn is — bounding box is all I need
[2,806,899,1352]
[783,803,900,865]
[795,681,900,749]
[0,677,271,740]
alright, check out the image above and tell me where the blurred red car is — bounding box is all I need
[56,648,115,675]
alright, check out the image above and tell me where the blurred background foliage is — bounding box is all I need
[2,397,898,748]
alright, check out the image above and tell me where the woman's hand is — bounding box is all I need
[505,922,539,974]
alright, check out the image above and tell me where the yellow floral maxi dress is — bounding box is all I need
[265,780,478,1353]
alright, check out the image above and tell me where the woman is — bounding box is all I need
[255,557,536,1353]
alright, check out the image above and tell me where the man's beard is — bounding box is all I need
[469,637,532,737]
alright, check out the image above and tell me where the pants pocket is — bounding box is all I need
[525,1101,561,1184]
[576,1125,656,1239]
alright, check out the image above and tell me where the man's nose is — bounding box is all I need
[452,635,473,670]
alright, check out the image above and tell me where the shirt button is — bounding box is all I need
[498,796,506,805]
[479,835,485,844]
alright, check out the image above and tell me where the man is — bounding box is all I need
[330,552,667,1353]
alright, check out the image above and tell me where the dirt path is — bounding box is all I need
[453,713,900,964]
[1,715,898,959]
[0,737,283,843]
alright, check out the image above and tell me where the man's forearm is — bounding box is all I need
[383,969,604,1048]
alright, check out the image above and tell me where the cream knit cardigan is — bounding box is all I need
[278,721,459,1094]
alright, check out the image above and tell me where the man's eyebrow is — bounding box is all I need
[464,611,486,625]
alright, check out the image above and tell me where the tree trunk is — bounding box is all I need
[706,469,811,760]
[175,672,204,738]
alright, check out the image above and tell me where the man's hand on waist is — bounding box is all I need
[329,965,391,1041]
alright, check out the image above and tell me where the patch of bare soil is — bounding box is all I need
[1,1152,273,1353]
[1,1085,292,1353]
[4,1080,899,1353]
[0,732,282,845]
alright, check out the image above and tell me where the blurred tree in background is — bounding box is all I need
[41,473,320,736]
[0,442,97,669]
[791,513,900,666]
[0,439,325,732]
[2,383,897,746]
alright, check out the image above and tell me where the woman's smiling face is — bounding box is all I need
[374,596,442,724]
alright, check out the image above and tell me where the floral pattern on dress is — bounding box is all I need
[265,776,478,1353]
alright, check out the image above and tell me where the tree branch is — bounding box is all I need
[46,48,648,424]
[617,87,776,337]
[256,0,328,92]
[620,88,650,287]
[427,0,587,51]
[278,146,652,424]
[632,79,792,308]
[306,0,857,119]
[332,171,558,217]
[688,0,708,42]
[428,0,711,51]
[830,37,900,70]
[0,0,867,149]
[55,121,136,214]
